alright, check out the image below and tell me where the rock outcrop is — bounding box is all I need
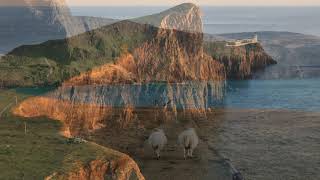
[45,143,145,180]
[217,31,320,79]
[205,41,277,79]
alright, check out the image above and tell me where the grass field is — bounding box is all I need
[0,89,124,179]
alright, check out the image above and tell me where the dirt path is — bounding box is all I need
[137,120,232,180]
[44,58,53,77]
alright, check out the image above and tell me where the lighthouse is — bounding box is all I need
[253,34,258,43]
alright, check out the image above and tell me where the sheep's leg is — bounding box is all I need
[153,145,160,159]
[156,149,160,160]
[153,150,157,158]
[186,149,189,158]
[190,149,193,158]
[183,148,186,159]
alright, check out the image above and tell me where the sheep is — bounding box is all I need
[147,128,167,159]
[178,128,199,159]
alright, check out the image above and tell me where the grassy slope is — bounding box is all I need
[0,89,127,179]
[0,20,153,87]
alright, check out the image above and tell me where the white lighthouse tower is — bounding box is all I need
[253,34,258,43]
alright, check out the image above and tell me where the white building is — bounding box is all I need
[226,34,258,47]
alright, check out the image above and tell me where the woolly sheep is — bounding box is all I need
[178,128,199,159]
[147,128,167,159]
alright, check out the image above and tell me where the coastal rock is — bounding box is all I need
[205,42,277,79]
[45,147,145,180]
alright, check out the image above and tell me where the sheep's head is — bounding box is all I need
[154,128,164,133]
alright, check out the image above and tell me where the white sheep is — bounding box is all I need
[147,128,167,159]
[178,128,199,159]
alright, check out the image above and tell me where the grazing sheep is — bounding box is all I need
[148,128,167,159]
[178,128,199,159]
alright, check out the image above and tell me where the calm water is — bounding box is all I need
[70,6,320,36]
[17,79,320,111]
[225,79,320,111]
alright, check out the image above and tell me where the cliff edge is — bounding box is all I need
[45,143,144,180]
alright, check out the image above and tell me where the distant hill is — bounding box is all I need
[0,0,115,54]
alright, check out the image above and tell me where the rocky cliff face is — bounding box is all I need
[218,31,320,79]
[62,28,226,85]
[205,41,277,79]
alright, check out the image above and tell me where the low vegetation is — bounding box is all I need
[0,20,153,87]
[0,89,130,179]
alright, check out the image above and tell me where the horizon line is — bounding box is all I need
[1,4,320,7]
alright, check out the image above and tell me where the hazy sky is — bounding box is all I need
[66,0,320,6]
[1,0,319,6]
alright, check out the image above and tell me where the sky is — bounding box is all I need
[1,0,320,6]
[65,0,320,6]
